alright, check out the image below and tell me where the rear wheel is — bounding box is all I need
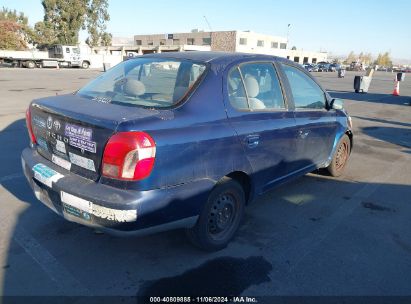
[186,177,245,251]
[327,134,351,177]
[26,61,35,69]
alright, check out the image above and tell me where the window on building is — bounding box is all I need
[293,57,300,63]
[135,40,142,46]
[160,39,166,45]
[202,37,211,45]
[303,57,309,64]
[312,58,317,64]
[187,38,195,45]
[257,40,264,47]
[271,42,279,48]
[281,63,326,109]
[287,56,290,59]
[173,39,180,45]
[239,38,247,45]
[148,41,153,46]
[280,43,287,49]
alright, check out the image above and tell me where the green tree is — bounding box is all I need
[85,0,110,47]
[375,52,392,67]
[40,0,88,45]
[0,20,26,49]
[359,52,373,65]
[344,51,357,64]
[0,7,36,49]
[33,20,58,48]
[100,32,112,46]
[37,0,111,47]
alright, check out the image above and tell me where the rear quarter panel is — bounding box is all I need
[110,66,253,192]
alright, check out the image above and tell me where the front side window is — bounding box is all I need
[227,62,285,111]
[78,58,207,108]
[281,64,326,109]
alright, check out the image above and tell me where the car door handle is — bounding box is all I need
[245,135,260,148]
[298,130,310,139]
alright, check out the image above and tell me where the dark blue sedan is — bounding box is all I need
[22,52,353,251]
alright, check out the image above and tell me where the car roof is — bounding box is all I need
[138,51,285,65]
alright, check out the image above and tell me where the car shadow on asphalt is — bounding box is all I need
[360,126,411,154]
[353,116,411,128]
[328,90,411,106]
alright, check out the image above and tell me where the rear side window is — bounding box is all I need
[78,58,207,108]
[227,67,248,109]
[281,64,326,109]
[227,62,285,111]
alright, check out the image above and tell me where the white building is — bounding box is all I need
[131,30,328,64]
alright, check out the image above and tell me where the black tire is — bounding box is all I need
[186,177,245,251]
[327,134,351,177]
[26,61,35,69]
[81,61,90,69]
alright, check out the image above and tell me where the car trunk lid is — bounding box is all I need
[30,94,161,181]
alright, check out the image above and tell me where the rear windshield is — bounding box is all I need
[78,58,207,108]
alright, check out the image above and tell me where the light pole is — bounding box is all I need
[287,24,291,49]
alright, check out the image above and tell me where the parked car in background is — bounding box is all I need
[22,52,353,251]
[318,63,329,72]
[329,64,341,72]
[311,64,319,72]
[303,63,313,72]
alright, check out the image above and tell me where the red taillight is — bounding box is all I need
[25,106,36,144]
[102,131,156,181]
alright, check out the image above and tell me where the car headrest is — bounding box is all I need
[244,76,259,98]
[124,78,146,96]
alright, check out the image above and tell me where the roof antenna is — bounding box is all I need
[203,15,213,32]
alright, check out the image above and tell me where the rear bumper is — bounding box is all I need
[21,148,214,236]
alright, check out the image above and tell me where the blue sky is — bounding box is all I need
[2,0,410,59]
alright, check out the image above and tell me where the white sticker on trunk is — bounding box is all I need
[32,163,64,188]
[69,152,96,172]
[52,154,71,171]
[55,139,66,154]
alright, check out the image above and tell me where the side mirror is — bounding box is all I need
[330,98,344,110]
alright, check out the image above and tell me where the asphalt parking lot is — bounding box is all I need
[0,68,410,300]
